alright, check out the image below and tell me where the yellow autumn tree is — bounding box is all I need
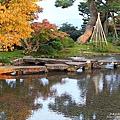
[0,0,42,51]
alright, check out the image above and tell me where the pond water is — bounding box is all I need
[89,54,120,60]
[0,68,120,120]
[70,54,120,61]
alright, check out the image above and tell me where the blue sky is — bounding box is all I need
[36,0,84,28]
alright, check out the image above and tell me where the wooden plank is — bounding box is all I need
[45,64,69,70]
[98,60,118,65]
[16,66,47,73]
[55,59,72,64]
[65,62,86,67]
[0,66,15,74]
[65,62,88,71]
[0,66,47,74]
[23,58,36,63]
[73,58,97,63]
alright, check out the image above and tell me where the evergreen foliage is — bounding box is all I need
[38,37,75,55]
[59,22,82,41]
[55,0,75,8]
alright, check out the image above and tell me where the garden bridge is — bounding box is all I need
[0,57,120,75]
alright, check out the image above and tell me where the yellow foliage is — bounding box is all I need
[0,0,42,51]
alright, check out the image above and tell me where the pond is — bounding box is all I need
[88,54,120,60]
[0,68,120,120]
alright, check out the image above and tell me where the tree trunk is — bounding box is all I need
[76,0,97,44]
[22,39,32,55]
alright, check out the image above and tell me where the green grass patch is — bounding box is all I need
[57,44,93,57]
[0,56,11,63]
[0,43,120,60]
[0,50,24,60]
[57,43,120,57]
[116,46,120,50]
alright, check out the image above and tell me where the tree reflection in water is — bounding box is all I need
[49,69,120,120]
[0,69,120,120]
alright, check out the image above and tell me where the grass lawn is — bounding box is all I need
[0,50,24,60]
[57,43,120,57]
[0,43,120,61]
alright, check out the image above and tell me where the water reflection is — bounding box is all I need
[88,54,120,60]
[0,69,120,120]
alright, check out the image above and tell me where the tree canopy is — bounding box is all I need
[23,19,69,54]
[55,0,120,43]
[0,0,42,51]
[59,22,82,41]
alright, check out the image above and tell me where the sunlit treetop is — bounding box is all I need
[31,19,69,41]
[0,0,42,51]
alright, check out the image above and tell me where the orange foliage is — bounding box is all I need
[23,19,69,54]
[31,19,69,39]
[0,0,42,51]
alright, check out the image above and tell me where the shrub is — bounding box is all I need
[62,37,75,48]
[52,41,63,50]
[37,37,75,55]
[107,37,113,43]
[38,44,55,55]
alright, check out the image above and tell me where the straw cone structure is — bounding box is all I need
[90,13,108,49]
